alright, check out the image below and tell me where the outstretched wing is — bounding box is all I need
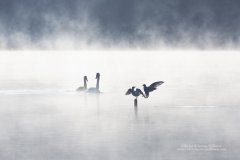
[125,88,132,95]
[136,88,145,97]
[149,81,164,88]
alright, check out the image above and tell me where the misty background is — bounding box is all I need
[0,50,240,160]
[1,1,240,159]
[1,0,240,49]
[1,50,240,106]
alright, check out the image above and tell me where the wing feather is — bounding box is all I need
[136,88,145,97]
[125,88,132,95]
[149,81,164,88]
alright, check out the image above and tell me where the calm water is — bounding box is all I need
[0,51,240,159]
[0,91,239,160]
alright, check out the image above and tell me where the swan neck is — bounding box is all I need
[84,79,87,89]
[96,77,100,89]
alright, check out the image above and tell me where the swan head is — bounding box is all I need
[132,86,135,89]
[142,84,146,87]
[96,73,100,79]
[84,76,88,81]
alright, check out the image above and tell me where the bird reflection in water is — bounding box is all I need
[134,105,138,118]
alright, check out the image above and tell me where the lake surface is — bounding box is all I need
[0,51,240,160]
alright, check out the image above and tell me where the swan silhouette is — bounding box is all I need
[143,81,164,98]
[125,86,145,99]
[87,73,101,93]
[76,76,88,91]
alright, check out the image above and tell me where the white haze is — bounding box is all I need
[0,51,240,160]
[0,50,240,106]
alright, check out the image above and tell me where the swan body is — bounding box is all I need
[76,76,88,91]
[143,81,164,98]
[87,88,100,93]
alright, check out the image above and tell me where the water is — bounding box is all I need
[0,51,240,159]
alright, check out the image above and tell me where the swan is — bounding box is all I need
[76,76,88,91]
[143,81,164,98]
[87,73,101,93]
[125,86,145,99]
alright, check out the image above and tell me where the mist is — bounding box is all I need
[1,0,240,49]
[1,50,240,160]
[1,50,240,106]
